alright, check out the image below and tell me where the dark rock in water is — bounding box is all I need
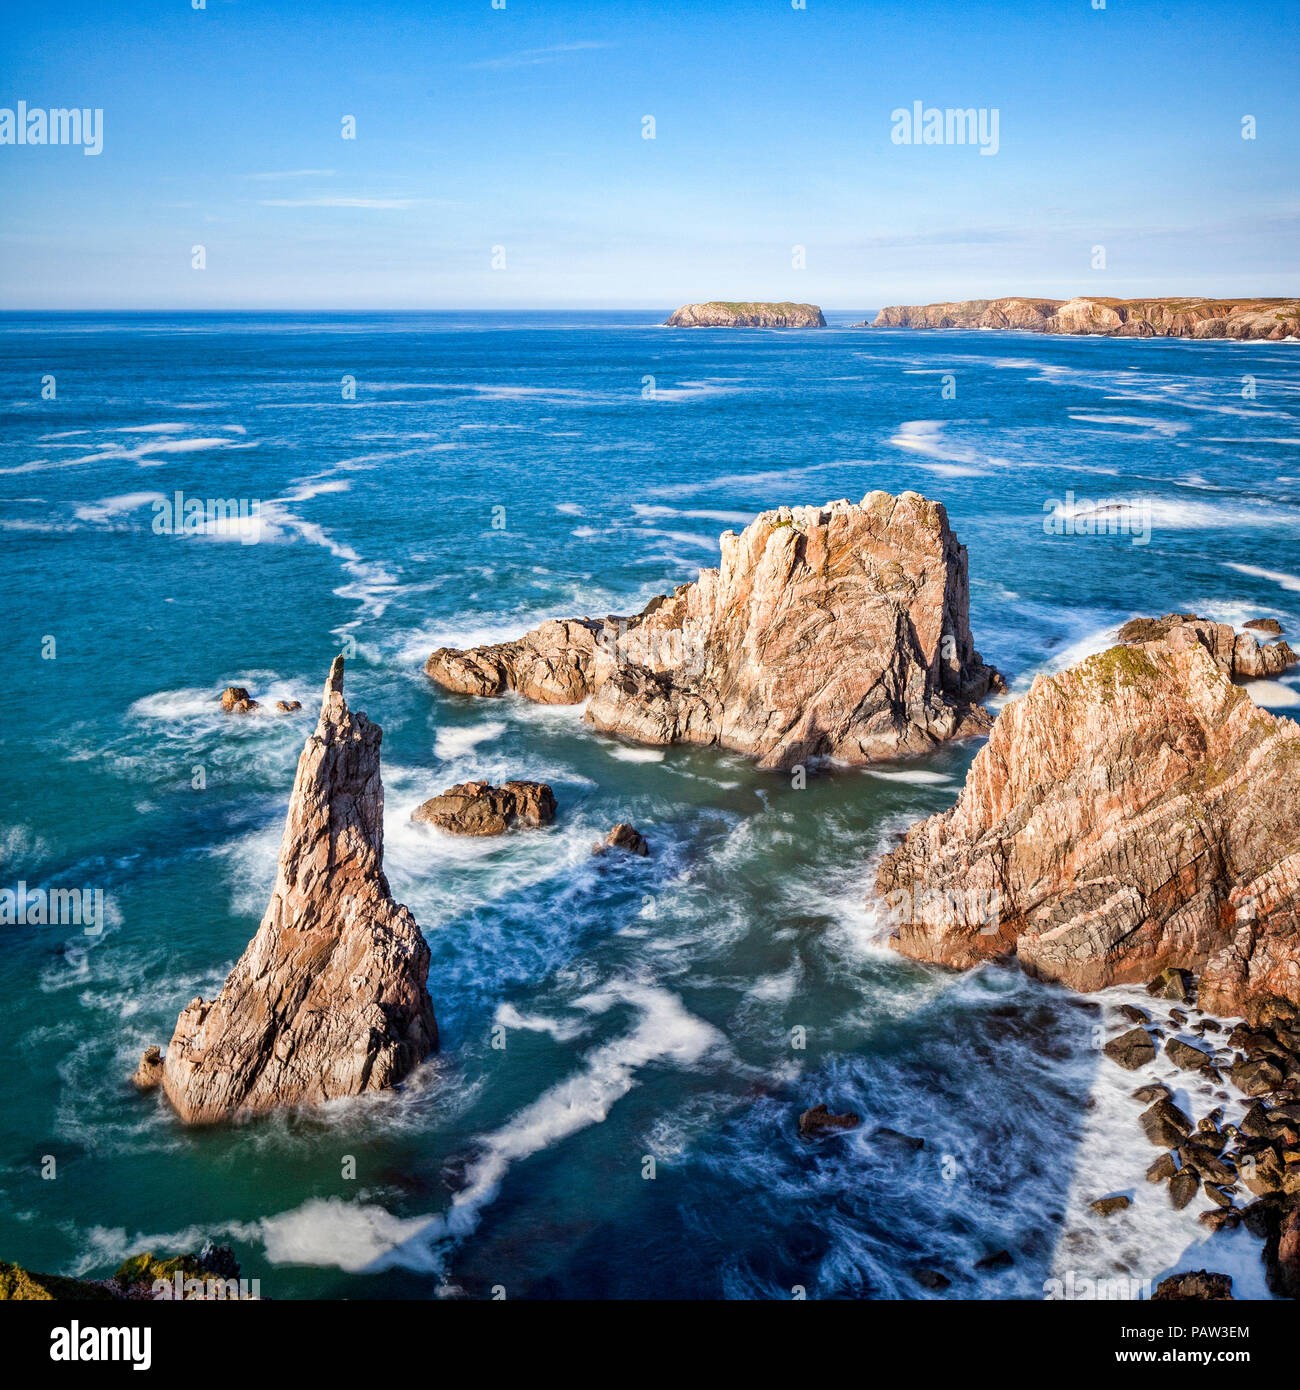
[1239,1102,1275,1139]
[1104,1026,1156,1070]
[1089,1195,1131,1216]
[413,780,556,836]
[871,1126,925,1152]
[1166,1037,1213,1071]
[1200,1207,1241,1233]
[1147,968,1193,1004]
[1147,1152,1177,1184]
[1133,1082,1172,1104]
[1169,1167,1201,1209]
[1152,1270,1233,1300]
[1231,1055,1286,1096]
[1204,1184,1234,1209]
[798,1103,862,1139]
[1140,1098,1193,1148]
[275,699,302,713]
[1118,1004,1151,1025]
[1240,1146,1285,1196]
[974,1249,1014,1272]
[1197,1108,1224,1133]
[913,1268,950,1291]
[1244,618,1284,636]
[593,822,649,857]
[131,1045,163,1090]
[1169,1008,1188,1025]
[1182,1144,1234,1184]
[220,685,259,714]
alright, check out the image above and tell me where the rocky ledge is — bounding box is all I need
[1118,612,1296,681]
[877,618,1300,1024]
[426,491,1002,770]
[153,656,437,1125]
[664,301,826,328]
[867,297,1300,340]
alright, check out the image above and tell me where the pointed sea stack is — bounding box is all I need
[160,656,437,1124]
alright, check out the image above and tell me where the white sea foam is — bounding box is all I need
[1223,561,1300,592]
[433,721,507,760]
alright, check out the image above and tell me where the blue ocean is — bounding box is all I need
[1,310,1296,1299]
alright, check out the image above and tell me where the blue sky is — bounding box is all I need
[2,0,1297,308]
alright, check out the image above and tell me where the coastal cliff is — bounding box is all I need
[665,301,826,328]
[877,618,1300,1024]
[156,656,437,1124]
[427,491,1001,770]
[868,297,1300,340]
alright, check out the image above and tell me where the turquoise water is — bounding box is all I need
[0,311,1296,1298]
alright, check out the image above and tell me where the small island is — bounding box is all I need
[864,296,1300,340]
[664,301,826,328]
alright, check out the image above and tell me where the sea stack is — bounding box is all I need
[876,619,1300,1024]
[159,656,437,1124]
[664,301,826,328]
[427,491,1002,770]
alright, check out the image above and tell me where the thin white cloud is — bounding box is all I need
[247,169,337,181]
[468,41,612,70]
[259,197,414,210]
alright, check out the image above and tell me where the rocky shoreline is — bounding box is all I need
[865,296,1300,340]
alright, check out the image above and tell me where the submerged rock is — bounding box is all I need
[798,1103,862,1139]
[877,629,1300,1024]
[412,780,556,836]
[160,657,437,1124]
[428,492,1002,771]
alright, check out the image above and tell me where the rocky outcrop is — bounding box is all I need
[220,685,258,714]
[1151,1271,1234,1300]
[131,1045,163,1090]
[665,301,825,328]
[877,623,1300,1024]
[2,1243,244,1301]
[427,492,1002,771]
[159,657,437,1125]
[412,780,556,836]
[867,297,1300,341]
[594,823,649,857]
[1118,613,1296,681]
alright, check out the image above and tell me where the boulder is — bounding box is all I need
[275,700,302,713]
[1089,1195,1131,1216]
[1104,1027,1157,1070]
[1244,618,1284,636]
[1140,1098,1193,1148]
[428,492,1002,771]
[220,686,258,714]
[1169,1167,1201,1209]
[160,658,437,1124]
[594,823,650,857]
[1166,1037,1214,1071]
[412,780,556,836]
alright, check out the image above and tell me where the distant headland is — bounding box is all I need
[863,296,1300,340]
[664,301,826,328]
